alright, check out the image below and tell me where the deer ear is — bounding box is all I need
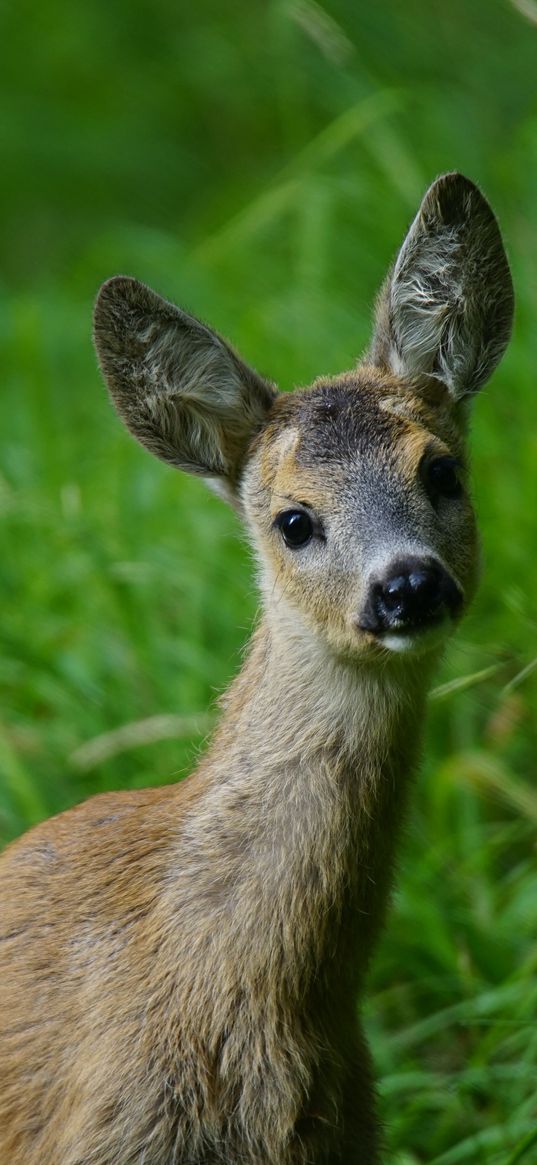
[93,277,276,495]
[370,172,514,400]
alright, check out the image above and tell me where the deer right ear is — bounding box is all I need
[93,277,277,496]
[370,172,514,400]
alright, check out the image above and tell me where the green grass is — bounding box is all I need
[1,1,537,1159]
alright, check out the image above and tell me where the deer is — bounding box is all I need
[0,173,513,1165]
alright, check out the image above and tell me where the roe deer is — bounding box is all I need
[0,173,513,1165]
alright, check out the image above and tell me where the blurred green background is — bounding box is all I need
[1,1,537,1161]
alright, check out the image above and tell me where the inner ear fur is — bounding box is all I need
[370,172,514,399]
[93,276,276,486]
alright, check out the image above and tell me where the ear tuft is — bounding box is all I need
[93,277,276,489]
[370,172,514,399]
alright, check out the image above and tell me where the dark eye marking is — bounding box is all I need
[422,455,464,503]
[274,509,315,549]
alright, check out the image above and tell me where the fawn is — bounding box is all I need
[0,173,513,1165]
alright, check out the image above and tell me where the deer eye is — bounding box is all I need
[423,456,463,502]
[276,510,314,548]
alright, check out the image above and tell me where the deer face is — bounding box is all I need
[94,173,513,663]
[242,370,477,659]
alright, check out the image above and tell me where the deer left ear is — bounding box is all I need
[370,172,514,400]
[93,277,277,501]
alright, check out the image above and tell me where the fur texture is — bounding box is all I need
[0,173,513,1165]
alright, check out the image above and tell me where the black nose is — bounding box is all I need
[360,557,463,635]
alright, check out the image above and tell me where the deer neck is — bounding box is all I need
[186,600,436,988]
[216,596,433,781]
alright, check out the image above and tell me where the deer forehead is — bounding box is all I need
[254,371,459,510]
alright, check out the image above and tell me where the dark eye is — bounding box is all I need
[423,456,463,502]
[276,510,314,548]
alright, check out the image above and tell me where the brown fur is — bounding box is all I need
[0,174,513,1164]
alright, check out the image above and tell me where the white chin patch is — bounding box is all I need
[381,633,420,654]
[380,621,449,655]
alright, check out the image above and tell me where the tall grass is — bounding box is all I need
[1,1,537,1159]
